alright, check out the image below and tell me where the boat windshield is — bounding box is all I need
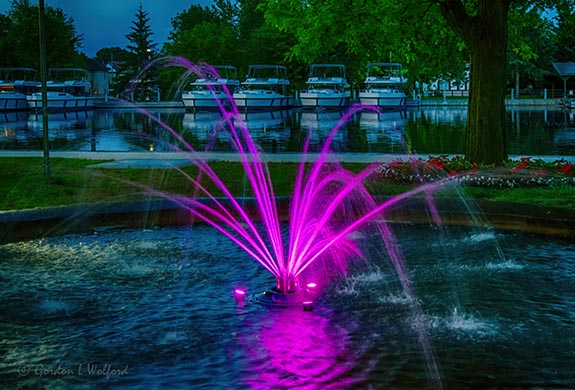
[309,65,346,79]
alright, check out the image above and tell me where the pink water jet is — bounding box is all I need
[132,58,452,300]
[127,57,446,388]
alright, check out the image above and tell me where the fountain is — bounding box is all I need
[1,59,574,389]
[101,58,492,387]
[131,59,452,316]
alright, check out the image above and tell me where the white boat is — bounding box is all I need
[232,65,291,111]
[0,68,39,111]
[182,65,240,111]
[27,68,95,112]
[299,64,350,109]
[358,63,407,110]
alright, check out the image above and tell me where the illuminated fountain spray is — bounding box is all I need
[130,58,441,307]
[120,57,445,388]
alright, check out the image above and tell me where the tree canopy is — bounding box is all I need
[0,0,84,68]
[260,0,569,164]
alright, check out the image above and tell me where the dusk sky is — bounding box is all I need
[0,0,213,57]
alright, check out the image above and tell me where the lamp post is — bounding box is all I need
[38,0,50,178]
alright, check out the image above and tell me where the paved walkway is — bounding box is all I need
[0,150,573,169]
[0,150,575,168]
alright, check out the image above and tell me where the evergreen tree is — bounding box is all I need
[125,3,157,67]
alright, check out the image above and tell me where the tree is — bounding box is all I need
[126,3,157,67]
[554,0,575,62]
[0,14,12,66]
[438,0,512,165]
[164,0,303,84]
[235,0,305,84]
[0,0,84,68]
[95,46,132,65]
[264,0,540,165]
[164,3,238,65]
[508,6,556,97]
[161,2,240,100]
[262,0,467,97]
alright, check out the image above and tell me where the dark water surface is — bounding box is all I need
[0,224,574,389]
[1,106,574,156]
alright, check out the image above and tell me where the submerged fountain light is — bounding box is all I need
[233,288,246,305]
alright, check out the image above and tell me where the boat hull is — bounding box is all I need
[0,93,28,111]
[358,90,407,109]
[27,92,95,112]
[232,91,291,110]
[182,91,232,111]
[299,91,350,109]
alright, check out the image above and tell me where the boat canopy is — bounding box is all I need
[245,65,288,81]
[308,64,347,80]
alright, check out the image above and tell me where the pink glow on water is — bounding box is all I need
[239,309,359,389]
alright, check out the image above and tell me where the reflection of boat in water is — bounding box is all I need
[236,110,289,131]
[27,68,95,112]
[181,65,240,111]
[0,111,28,126]
[0,111,28,141]
[553,127,575,154]
[299,64,350,109]
[0,68,39,111]
[300,110,347,150]
[182,112,223,132]
[359,111,406,131]
[182,111,228,144]
[233,65,291,111]
[300,111,345,132]
[182,110,293,151]
[237,110,292,152]
[27,111,92,134]
[0,111,93,146]
[359,111,406,147]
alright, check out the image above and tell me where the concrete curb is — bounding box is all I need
[1,197,573,244]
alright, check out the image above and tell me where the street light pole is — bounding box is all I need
[38,0,50,178]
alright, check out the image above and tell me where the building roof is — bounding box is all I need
[553,62,575,78]
[86,58,108,72]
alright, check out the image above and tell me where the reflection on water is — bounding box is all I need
[0,106,574,155]
[1,225,574,388]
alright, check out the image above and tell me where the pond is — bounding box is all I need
[0,224,573,389]
[1,106,574,156]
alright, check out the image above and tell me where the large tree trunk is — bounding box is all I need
[439,0,510,165]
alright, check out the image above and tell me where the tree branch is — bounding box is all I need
[437,0,474,43]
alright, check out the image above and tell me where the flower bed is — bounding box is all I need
[374,155,575,188]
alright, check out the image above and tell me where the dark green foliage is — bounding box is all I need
[0,0,84,68]
[125,3,157,67]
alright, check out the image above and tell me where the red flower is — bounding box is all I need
[556,162,574,177]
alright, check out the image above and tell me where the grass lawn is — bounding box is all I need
[0,157,574,212]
